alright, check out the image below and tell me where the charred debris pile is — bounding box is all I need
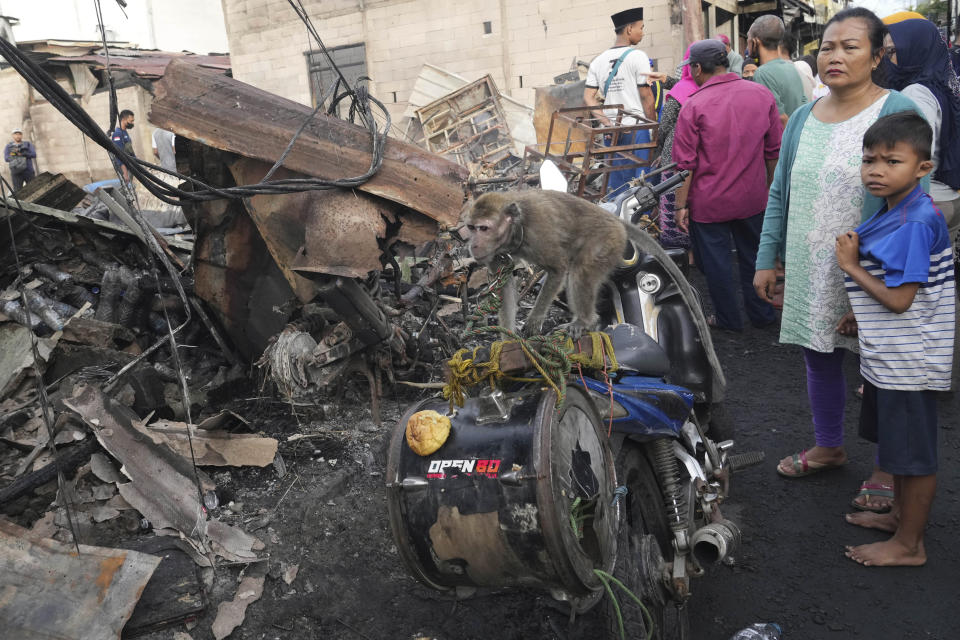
[0,58,546,638]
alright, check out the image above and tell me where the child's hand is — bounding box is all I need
[836,311,858,336]
[835,231,860,273]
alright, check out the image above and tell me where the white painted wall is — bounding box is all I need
[0,0,229,53]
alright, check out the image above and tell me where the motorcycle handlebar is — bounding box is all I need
[610,168,690,212]
[649,169,690,197]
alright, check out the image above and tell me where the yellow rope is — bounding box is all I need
[443,329,619,410]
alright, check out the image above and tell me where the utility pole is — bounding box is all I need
[682,0,706,47]
[145,0,158,49]
[948,0,953,53]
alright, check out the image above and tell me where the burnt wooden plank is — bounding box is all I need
[122,537,206,637]
[16,172,86,211]
[149,59,468,226]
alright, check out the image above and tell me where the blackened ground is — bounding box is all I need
[138,305,959,640]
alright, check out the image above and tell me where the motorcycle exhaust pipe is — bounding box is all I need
[691,519,741,565]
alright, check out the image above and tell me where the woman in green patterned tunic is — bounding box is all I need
[753,8,928,483]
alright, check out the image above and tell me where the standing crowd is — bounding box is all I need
[588,7,958,567]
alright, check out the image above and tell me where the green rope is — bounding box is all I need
[564,497,653,640]
[594,569,655,640]
[443,328,619,411]
[596,569,626,639]
[569,496,597,540]
[447,260,619,411]
[464,260,513,335]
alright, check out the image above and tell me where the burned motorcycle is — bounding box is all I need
[386,164,762,639]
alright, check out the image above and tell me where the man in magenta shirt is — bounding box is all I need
[672,39,782,331]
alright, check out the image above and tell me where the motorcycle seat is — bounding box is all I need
[603,323,671,377]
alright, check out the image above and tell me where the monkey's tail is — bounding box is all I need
[619,220,727,399]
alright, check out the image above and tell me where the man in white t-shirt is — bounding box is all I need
[584,7,658,194]
[151,128,176,172]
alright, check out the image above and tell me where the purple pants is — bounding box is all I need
[803,347,847,448]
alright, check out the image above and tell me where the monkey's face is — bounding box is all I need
[465,215,511,263]
[463,199,514,264]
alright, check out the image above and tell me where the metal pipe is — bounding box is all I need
[691,519,740,565]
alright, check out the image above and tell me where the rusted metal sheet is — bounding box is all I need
[149,59,468,226]
[0,519,161,640]
[47,52,231,79]
[191,195,296,360]
[228,158,394,284]
[395,210,441,247]
[64,384,264,565]
[185,147,298,359]
[533,81,590,156]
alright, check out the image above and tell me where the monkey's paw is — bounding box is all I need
[554,322,585,342]
[519,321,543,338]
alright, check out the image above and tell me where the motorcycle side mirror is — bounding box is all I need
[539,159,568,192]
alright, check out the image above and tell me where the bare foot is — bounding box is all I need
[776,446,847,477]
[844,538,926,566]
[845,511,898,532]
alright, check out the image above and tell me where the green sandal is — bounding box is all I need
[851,482,894,513]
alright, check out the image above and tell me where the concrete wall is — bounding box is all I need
[221,0,681,123]
[22,83,154,188]
[0,67,33,186]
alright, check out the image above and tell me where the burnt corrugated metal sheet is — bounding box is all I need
[46,52,230,78]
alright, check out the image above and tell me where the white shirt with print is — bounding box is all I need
[586,46,652,124]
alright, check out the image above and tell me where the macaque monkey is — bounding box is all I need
[462,190,651,339]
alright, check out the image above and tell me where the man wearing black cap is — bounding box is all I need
[670,39,782,332]
[584,7,657,194]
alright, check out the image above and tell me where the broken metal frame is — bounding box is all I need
[416,75,516,168]
[523,105,658,200]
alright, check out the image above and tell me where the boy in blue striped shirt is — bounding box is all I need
[835,112,955,567]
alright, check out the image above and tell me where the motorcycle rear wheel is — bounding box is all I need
[603,443,690,640]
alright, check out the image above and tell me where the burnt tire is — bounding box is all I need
[603,443,689,640]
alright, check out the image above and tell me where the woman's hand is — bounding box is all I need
[676,206,689,233]
[835,231,860,274]
[753,268,777,303]
[836,311,858,336]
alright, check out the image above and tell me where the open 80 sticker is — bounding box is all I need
[426,459,502,479]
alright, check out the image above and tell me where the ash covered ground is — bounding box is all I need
[147,293,960,640]
[3,262,957,640]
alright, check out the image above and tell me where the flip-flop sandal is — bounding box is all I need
[776,449,845,478]
[851,482,894,513]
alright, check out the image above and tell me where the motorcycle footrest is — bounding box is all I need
[727,450,765,472]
